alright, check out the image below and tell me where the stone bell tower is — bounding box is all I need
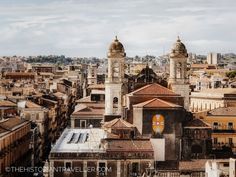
[168,37,190,110]
[105,36,126,116]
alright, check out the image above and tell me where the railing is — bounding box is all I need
[213,129,235,133]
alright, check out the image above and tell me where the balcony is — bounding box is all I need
[213,129,235,133]
[213,143,235,149]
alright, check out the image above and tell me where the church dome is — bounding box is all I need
[109,36,125,53]
[170,37,188,58]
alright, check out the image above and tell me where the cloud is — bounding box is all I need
[0,0,235,57]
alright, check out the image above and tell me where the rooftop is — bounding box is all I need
[103,118,135,129]
[133,98,182,108]
[179,159,208,171]
[208,107,236,116]
[128,83,179,96]
[72,104,104,117]
[0,117,28,131]
[106,139,153,152]
[87,84,105,89]
[191,88,236,98]
[51,128,107,153]
[0,100,17,107]
[184,118,211,129]
[25,101,42,108]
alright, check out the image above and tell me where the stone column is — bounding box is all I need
[117,160,121,177]
[169,59,176,82]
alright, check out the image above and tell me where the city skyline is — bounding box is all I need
[0,0,235,57]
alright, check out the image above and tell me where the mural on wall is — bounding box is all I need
[152,114,165,134]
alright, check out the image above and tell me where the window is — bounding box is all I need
[131,162,139,177]
[80,120,86,128]
[98,162,106,176]
[213,122,218,130]
[64,161,72,171]
[229,138,233,146]
[228,122,233,130]
[213,138,218,144]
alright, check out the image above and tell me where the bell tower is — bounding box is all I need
[168,37,190,110]
[105,36,126,116]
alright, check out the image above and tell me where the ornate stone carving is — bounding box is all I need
[170,36,188,58]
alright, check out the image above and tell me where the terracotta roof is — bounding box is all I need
[103,118,135,129]
[184,118,211,129]
[179,160,208,171]
[129,83,179,96]
[26,101,41,108]
[0,117,27,130]
[133,98,182,108]
[208,107,236,116]
[72,104,104,117]
[5,72,35,76]
[0,100,16,107]
[106,139,153,152]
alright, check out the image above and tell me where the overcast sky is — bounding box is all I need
[0,0,235,57]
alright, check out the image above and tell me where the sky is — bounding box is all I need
[0,0,235,57]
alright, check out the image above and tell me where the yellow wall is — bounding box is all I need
[203,115,236,152]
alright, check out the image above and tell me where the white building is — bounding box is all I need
[207,53,221,65]
[205,158,236,177]
[190,88,236,112]
[87,63,97,85]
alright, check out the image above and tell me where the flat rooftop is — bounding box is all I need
[51,128,107,153]
[191,88,236,98]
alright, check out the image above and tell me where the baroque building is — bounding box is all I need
[168,37,190,110]
[105,37,127,119]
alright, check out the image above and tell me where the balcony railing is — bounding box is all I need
[213,129,235,133]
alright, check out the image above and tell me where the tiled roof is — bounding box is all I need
[133,98,182,108]
[103,118,135,129]
[106,139,153,152]
[208,107,236,116]
[0,100,16,107]
[179,160,208,171]
[72,104,104,117]
[184,118,211,129]
[26,101,41,108]
[129,83,178,96]
[5,72,35,76]
[0,117,27,130]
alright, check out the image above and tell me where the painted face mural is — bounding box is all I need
[152,114,165,134]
